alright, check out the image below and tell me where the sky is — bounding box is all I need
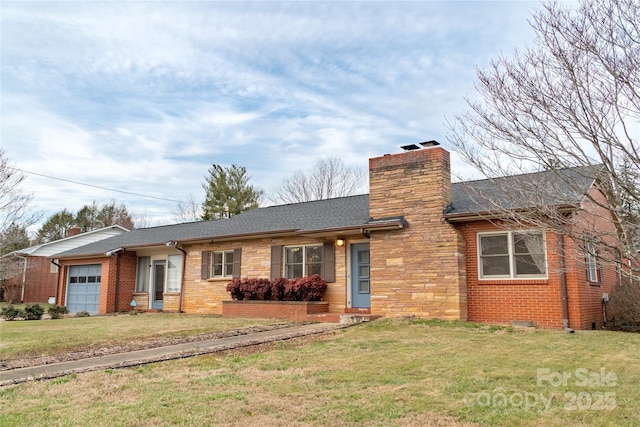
[1,1,539,230]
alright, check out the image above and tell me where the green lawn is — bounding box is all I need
[1,318,638,426]
[0,312,284,360]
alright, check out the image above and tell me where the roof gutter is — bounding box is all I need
[297,225,371,238]
[443,205,578,223]
[361,218,407,235]
[57,231,304,260]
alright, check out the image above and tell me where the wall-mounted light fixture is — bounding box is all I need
[165,241,177,247]
[336,238,346,247]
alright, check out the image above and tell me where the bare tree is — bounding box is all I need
[131,210,158,229]
[0,149,38,235]
[0,149,38,302]
[173,193,202,223]
[271,157,367,204]
[447,0,639,272]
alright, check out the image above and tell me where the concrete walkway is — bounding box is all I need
[0,322,345,386]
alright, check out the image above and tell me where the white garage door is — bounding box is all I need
[67,265,101,314]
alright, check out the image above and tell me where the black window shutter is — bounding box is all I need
[201,251,210,280]
[270,245,282,280]
[322,241,336,283]
[232,248,242,279]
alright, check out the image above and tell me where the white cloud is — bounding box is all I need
[1,1,539,231]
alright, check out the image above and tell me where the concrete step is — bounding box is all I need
[339,314,382,324]
[305,312,382,324]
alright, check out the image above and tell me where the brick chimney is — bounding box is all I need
[66,226,82,237]
[367,143,466,321]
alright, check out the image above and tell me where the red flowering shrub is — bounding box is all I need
[270,277,287,301]
[226,279,243,300]
[226,278,271,300]
[296,274,327,301]
[283,278,299,301]
[226,275,327,301]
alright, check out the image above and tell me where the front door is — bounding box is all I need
[351,243,371,308]
[152,260,165,309]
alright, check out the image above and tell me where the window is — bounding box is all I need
[136,256,150,292]
[211,251,234,278]
[478,231,547,279]
[166,254,182,292]
[284,245,322,278]
[586,241,599,282]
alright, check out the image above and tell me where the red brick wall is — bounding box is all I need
[562,187,618,330]
[57,252,136,314]
[106,251,137,313]
[456,188,619,330]
[22,257,59,303]
[457,221,565,329]
[222,300,329,321]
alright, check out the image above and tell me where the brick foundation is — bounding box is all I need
[222,300,329,321]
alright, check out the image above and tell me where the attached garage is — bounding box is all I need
[67,264,101,314]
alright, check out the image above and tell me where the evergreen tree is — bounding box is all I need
[36,209,75,242]
[36,201,134,243]
[201,164,263,220]
[0,223,31,255]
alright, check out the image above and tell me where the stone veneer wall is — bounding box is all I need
[181,237,347,315]
[368,147,467,320]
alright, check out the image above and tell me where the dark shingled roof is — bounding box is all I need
[55,165,602,258]
[448,165,602,217]
[55,195,371,258]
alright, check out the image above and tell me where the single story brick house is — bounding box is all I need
[54,145,618,329]
[2,225,127,304]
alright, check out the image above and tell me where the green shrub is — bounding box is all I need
[48,305,69,319]
[0,305,23,321]
[23,304,45,320]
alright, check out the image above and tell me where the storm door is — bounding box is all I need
[151,259,166,309]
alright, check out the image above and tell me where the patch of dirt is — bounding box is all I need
[0,323,300,371]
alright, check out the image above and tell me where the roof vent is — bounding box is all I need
[420,140,440,148]
[400,144,421,151]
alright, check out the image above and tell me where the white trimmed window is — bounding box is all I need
[478,231,547,279]
[586,241,599,282]
[166,254,182,293]
[284,245,322,278]
[211,250,234,278]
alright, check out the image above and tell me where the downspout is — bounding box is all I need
[104,248,124,313]
[165,241,187,313]
[51,259,62,305]
[556,233,572,331]
[175,245,187,313]
[14,254,27,303]
[114,251,122,313]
